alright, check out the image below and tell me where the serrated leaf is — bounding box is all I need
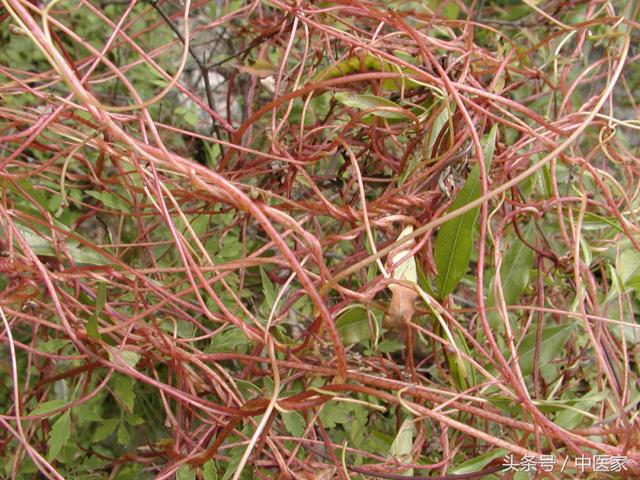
[47,410,71,461]
[113,375,135,412]
[207,326,252,353]
[30,400,67,417]
[72,401,103,424]
[203,460,217,480]
[334,92,408,119]
[282,410,306,437]
[93,418,119,442]
[106,347,140,368]
[122,414,143,426]
[220,446,244,480]
[38,339,70,353]
[433,125,497,298]
[177,465,196,480]
[336,305,370,345]
[117,421,130,446]
[319,401,352,429]
[518,323,576,376]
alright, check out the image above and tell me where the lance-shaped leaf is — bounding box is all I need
[433,126,497,298]
[487,222,535,329]
[334,92,408,120]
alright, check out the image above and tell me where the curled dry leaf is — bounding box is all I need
[383,226,419,330]
[260,76,277,94]
[237,59,277,78]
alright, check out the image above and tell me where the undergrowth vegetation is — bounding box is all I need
[1,0,639,478]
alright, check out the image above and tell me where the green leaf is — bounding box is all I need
[38,339,70,353]
[314,54,384,82]
[47,410,71,461]
[177,465,196,480]
[282,411,306,437]
[15,222,110,266]
[447,332,476,390]
[159,318,195,339]
[113,374,135,412]
[582,212,624,232]
[433,125,497,298]
[121,350,141,368]
[72,401,103,424]
[92,418,119,442]
[487,222,535,328]
[124,414,144,425]
[398,102,444,186]
[626,275,640,292]
[334,93,408,120]
[451,448,507,474]
[14,179,48,209]
[260,267,276,309]
[96,280,107,312]
[116,421,130,446]
[336,305,371,345]
[235,379,261,398]
[443,3,460,19]
[202,460,217,480]
[313,53,423,91]
[30,400,67,417]
[377,338,405,353]
[554,389,609,429]
[518,323,576,376]
[87,281,105,340]
[208,326,252,353]
[618,249,640,291]
[319,401,353,429]
[87,314,100,340]
[497,223,535,305]
[214,235,242,262]
[427,104,455,155]
[388,419,415,476]
[106,347,141,368]
[86,190,131,213]
[220,446,245,480]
